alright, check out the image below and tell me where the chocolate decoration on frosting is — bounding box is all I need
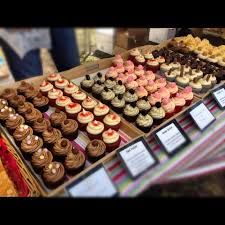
[118,80,123,85]
[117,94,123,100]
[155,102,161,108]
[130,102,136,108]
[189,68,192,75]
[129,89,135,94]
[104,87,109,92]
[180,65,184,77]
[193,77,199,83]
[85,74,90,80]
[97,72,102,78]
[96,80,102,85]
[61,140,67,147]
[72,147,79,155]
[108,77,114,81]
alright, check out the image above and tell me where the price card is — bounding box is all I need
[212,85,225,109]
[155,120,190,156]
[66,165,118,197]
[189,101,215,131]
[117,136,158,179]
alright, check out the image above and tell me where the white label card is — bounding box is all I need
[67,167,117,197]
[189,103,215,130]
[119,140,156,178]
[156,123,186,154]
[213,87,225,108]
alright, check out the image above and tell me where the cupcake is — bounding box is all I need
[116,63,125,73]
[40,80,53,96]
[0,106,15,123]
[111,94,125,114]
[93,102,109,121]
[55,77,69,90]
[145,80,158,94]
[145,71,156,81]
[91,80,105,99]
[9,95,26,109]
[47,88,63,107]
[20,135,43,159]
[42,162,65,188]
[135,111,153,133]
[124,60,134,72]
[64,148,86,174]
[82,96,97,112]
[148,92,162,106]
[180,86,194,106]
[72,90,87,104]
[32,93,49,113]
[146,59,159,72]
[5,113,25,134]
[125,76,138,90]
[165,68,179,82]
[218,57,225,67]
[136,75,148,87]
[155,78,167,89]
[50,109,67,129]
[123,89,138,104]
[1,88,17,101]
[144,51,154,61]
[94,72,105,83]
[81,74,94,92]
[42,126,62,149]
[116,73,128,84]
[129,48,141,61]
[52,138,72,161]
[172,93,186,113]
[17,81,32,95]
[0,99,8,111]
[86,140,106,162]
[24,107,42,126]
[156,56,165,65]
[125,71,137,80]
[136,86,148,99]
[112,54,123,66]
[47,73,61,85]
[136,97,151,113]
[86,120,104,140]
[61,119,78,141]
[65,102,82,119]
[189,78,202,93]
[103,113,121,131]
[199,75,212,93]
[24,86,39,102]
[134,55,145,66]
[169,59,181,70]
[64,82,79,97]
[113,80,126,95]
[33,117,51,136]
[13,124,33,144]
[166,82,179,97]
[209,74,217,86]
[31,148,53,174]
[55,96,71,111]
[77,109,94,131]
[101,87,115,106]
[102,129,121,152]
[158,87,170,99]
[161,98,176,119]
[149,102,166,125]
[123,102,139,122]
[176,73,190,88]
[105,67,118,79]
[160,62,173,73]
[134,65,145,77]
[104,77,117,89]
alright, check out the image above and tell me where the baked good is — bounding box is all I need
[134,55,145,66]
[144,51,154,61]
[148,92,162,106]
[145,80,158,94]
[155,78,167,89]
[129,48,141,61]
[77,109,94,131]
[180,86,194,106]
[115,63,125,74]
[8,95,25,109]
[55,78,69,90]
[86,120,104,140]
[61,119,78,141]
[189,78,202,93]
[136,97,151,113]
[104,77,117,89]
[86,140,106,162]
[105,67,118,79]
[160,62,173,73]
[40,80,53,96]
[116,73,128,84]
[47,73,61,84]
[64,82,79,97]
[123,102,139,122]
[166,82,178,97]
[52,138,72,161]
[111,94,125,114]
[101,87,115,106]
[102,129,121,152]
[24,107,42,126]
[0,106,15,123]
[176,72,190,88]
[172,93,186,113]
[135,111,153,133]
[123,89,138,104]
[124,60,134,71]
[156,56,165,65]
[158,87,170,99]
[17,81,32,95]
[33,118,51,136]
[94,72,105,83]
[65,102,82,119]
[125,76,138,90]
[93,102,109,121]
[145,71,156,81]
[112,54,123,66]
[199,75,212,92]
[5,113,25,133]
[81,74,94,92]
[149,102,165,125]
[136,75,148,87]
[42,162,65,188]
[0,98,8,110]
[81,96,97,112]
[42,126,62,149]
[91,80,105,99]
[1,88,17,101]
[31,148,53,174]
[113,80,126,95]
[165,68,179,82]
[24,86,39,101]
[136,86,148,98]
[49,109,67,128]
[32,93,49,113]
[134,65,145,77]
[103,113,121,131]
[161,98,176,119]
[72,90,87,104]
[64,149,86,174]
[55,96,71,111]
[146,59,159,72]
[13,124,33,143]
[47,88,63,107]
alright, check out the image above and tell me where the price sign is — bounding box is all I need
[212,85,225,109]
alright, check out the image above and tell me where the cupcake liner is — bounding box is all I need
[40,91,49,97]
[48,99,57,107]
[43,174,66,189]
[165,111,175,119]
[65,163,86,176]
[105,136,121,152]
[153,118,164,126]
[136,123,152,133]
[87,132,103,141]
[72,99,83,104]
[101,99,112,107]
[111,106,124,114]
[176,80,188,88]
[62,130,78,141]
[66,112,79,120]
[123,114,138,123]
[92,92,101,99]
[146,65,159,73]
[174,106,184,114]
[81,85,92,93]
[87,152,106,163]
[94,114,107,122]
[185,99,193,106]
[192,87,202,93]
[36,105,49,113]
[165,76,176,82]
[55,105,66,112]
[104,122,121,131]
[78,122,88,131]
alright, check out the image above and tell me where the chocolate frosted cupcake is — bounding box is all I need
[42,126,62,149]
[81,74,94,92]
[0,98,8,110]
[42,161,65,189]
[91,80,105,99]
[32,93,49,113]
[61,119,78,141]
[17,81,32,95]
[13,124,33,144]
[0,106,15,123]
[20,135,43,159]
[9,95,26,109]
[52,138,72,161]
[49,109,67,129]
[64,149,86,175]
[17,101,34,116]
[24,107,43,126]
[33,118,51,136]
[86,139,106,162]
[31,148,53,174]
[0,88,17,101]
[5,113,25,134]
[101,87,115,106]
[24,86,39,101]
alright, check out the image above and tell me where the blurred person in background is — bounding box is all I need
[0,28,80,81]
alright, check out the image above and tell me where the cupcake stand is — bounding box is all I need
[1,39,225,197]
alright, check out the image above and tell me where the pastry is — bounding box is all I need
[116,73,128,84]
[82,96,97,112]
[135,111,153,133]
[55,78,69,90]
[24,107,42,126]
[146,59,159,72]
[91,80,105,99]
[161,98,176,119]
[169,59,181,70]
[123,89,138,104]
[180,86,194,106]
[175,67,190,88]
[189,78,202,93]
[136,75,148,87]
[136,96,151,113]
[158,87,170,99]
[47,73,61,84]
[145,71,156,81]
[112,54,123,66]
[24,86,39,101]
[105,67,118,79]
[61,119,78,141]
[155,78,167,89]
[93,102,109,121]
[129,48,141,61]
[50,109,67,129]
[64,82,79,97]
[199,75,212,92]
[32,93,49,113]
[136,86,148,98]
[77,109,94,131]
[148,92,162,106]
[123,102,139,122]
[165,68,179,82]
[209,74,217,86]
[104,77,117,89]
[8,95,25,109]
[166,82,178,97]
[124,60,134,72]
[94,72,105,83]
[172,93,186,113]
[1,88,17,101]
[42,126,62,149]
[86,140,106,162]
[86,120,104,140]
[47,88,63,107]
[103,113,121,131]
[17,81,32,95]
[218,57,225,67]
[160,62,173,73]
[65,102,82,119]
[134,65,145,77]
[111,94,125,114]
[144,51,154,61]
[52,138,72,161]
[113,80,126,95]
[55,96,71,111]
[0,106,15,123]
[102,128,121,152]
[134,55,145,66]
[125,76,138,90]
[156,56,165,65]
[125,70,137,80]
[145,80,158,94]
[33,118,51,136]
[40,80,53,96]
[149,102,165,125]
[116,63,125,73]
[101,87,115,106]
[81,74,94,92]
[13,124,33,143]
[5,113,25,133]
[0,99,8,110]
[72,90,87,104]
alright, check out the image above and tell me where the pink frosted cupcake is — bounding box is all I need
[125,76,138,90]
[55,96,72,111]
[129,48,141,61]
[148,92,162,106]
[40,80,53,96]
[65,102,82,119]
[158,87,170,99]
[106,67,118,79]
[64,82,79,97]
[47,73,61,85]
[162,98,176,119]
[155,78,167,89]
[180,86,194,106]
[93,103,110,121]
[134,65,145,77]
[137,75,148,87]
[82,96,97,112]
[146,59,159,72]
[125,69,137,80]
[124,60,134,71]
[116,73,128,84]
[55,78,69,90]
[145,80,158,94]
[116,63,125,73]
[48,88,63,107]
[72,90,87,104]
[77,109,94,131]
[172,93,186,113]
[134,55,145,66]
[145,71,156,81]
[136,86,148,99]
[166,82,179,97]
[112,55,123,67]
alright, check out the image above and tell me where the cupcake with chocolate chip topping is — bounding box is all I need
[61,119,78,141]
[81,74,94,92]
[94,72,105,83]
[24,107,43,126]
[49,109,67,129]
[24,86,39,101]
[33,118,51,136]
[149,102,165,125]
[123,89,138,104]
[5,113,25,134]
[136,96,151,114]
[32,93,49,113]
[112,80,126,95]
[9,95,26,109]
[17,101,34,116]
[17,81,32,95]
[42,126,62,149]
[1,88,17,101]
[86,140,106,162]
[104,77,117,89]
